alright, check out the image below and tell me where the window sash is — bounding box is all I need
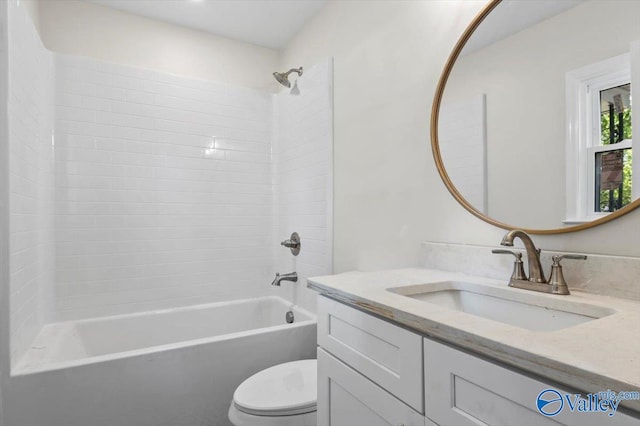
[587,139,632,215]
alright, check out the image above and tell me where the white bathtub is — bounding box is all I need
[5,296,317,426]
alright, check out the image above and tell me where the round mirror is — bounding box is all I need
[432,0,640,234]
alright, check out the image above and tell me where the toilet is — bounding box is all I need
[228,359,317,426]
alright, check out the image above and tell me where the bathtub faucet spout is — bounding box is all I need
[271,272,298,286]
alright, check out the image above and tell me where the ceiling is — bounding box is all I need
[85,0,326,50]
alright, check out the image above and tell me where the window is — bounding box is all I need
[565,52,637,223]
[594,84,632,213]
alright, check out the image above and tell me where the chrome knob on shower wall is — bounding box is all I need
[280,232,301,256]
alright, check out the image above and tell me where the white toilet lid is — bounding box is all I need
[233,359,317,416]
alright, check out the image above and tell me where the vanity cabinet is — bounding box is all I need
[317,295,423,410]
[318,348,426,426]
[424,339,636,426]
[317,295,639,426]
[317,295,427,426]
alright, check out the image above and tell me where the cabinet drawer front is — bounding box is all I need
[424,339,638,426]
[318,296,423,412]
[318,348,425,426]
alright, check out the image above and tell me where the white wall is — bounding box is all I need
[6,0,55,366]
[0,1,9,421]
[38,0,279,91]
[443,0,640,229]
[272,59,334,312]
[53,55,275,320]
[281,0,640,272]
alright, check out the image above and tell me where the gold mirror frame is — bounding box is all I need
[430,0,640,235]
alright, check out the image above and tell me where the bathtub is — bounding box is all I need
[5,296,317,426]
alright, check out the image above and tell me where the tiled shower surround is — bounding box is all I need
[7,0,55,366]
[54,56,275,320]
[53,58,332,321]
[6,1,332,364]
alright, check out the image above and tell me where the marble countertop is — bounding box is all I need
[308,268,640,412]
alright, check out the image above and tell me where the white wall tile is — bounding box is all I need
[7,0,55,366]
[53,55,276,320]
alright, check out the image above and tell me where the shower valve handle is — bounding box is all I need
[280,232,301,256]
[281,240,299,248]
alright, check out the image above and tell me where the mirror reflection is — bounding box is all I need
[439,0,640,230]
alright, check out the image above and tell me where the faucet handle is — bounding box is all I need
[280,232,301,256]
[552,254,587,265]
[547,254,586,295]
[492,249,521,259]
[492,249,527,281]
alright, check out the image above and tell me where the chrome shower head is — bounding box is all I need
[273,71,291,88]
[273,67,303,88]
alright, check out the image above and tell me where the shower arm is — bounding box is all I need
[283,68,303,78]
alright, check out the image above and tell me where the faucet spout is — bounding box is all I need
[501,230,546,283]
[271,272,298,286]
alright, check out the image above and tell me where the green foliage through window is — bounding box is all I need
[597,94,632,212]
[600,108,632,145]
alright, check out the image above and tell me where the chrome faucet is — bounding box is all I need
[271,272,297,286]
[500,229,546,283]
[493,230,586,295]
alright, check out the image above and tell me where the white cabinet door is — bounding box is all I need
[318,296,423,412]
[424,338,639,426]
[318,348,425,426]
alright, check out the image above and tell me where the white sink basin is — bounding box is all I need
[388,281,616,331]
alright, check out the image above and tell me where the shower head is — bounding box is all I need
[273,67,303,88]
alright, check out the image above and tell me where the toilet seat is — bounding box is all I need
[232,359,317,417]
[228,405,316,426]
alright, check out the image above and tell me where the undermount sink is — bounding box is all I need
[388,281,616,332]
